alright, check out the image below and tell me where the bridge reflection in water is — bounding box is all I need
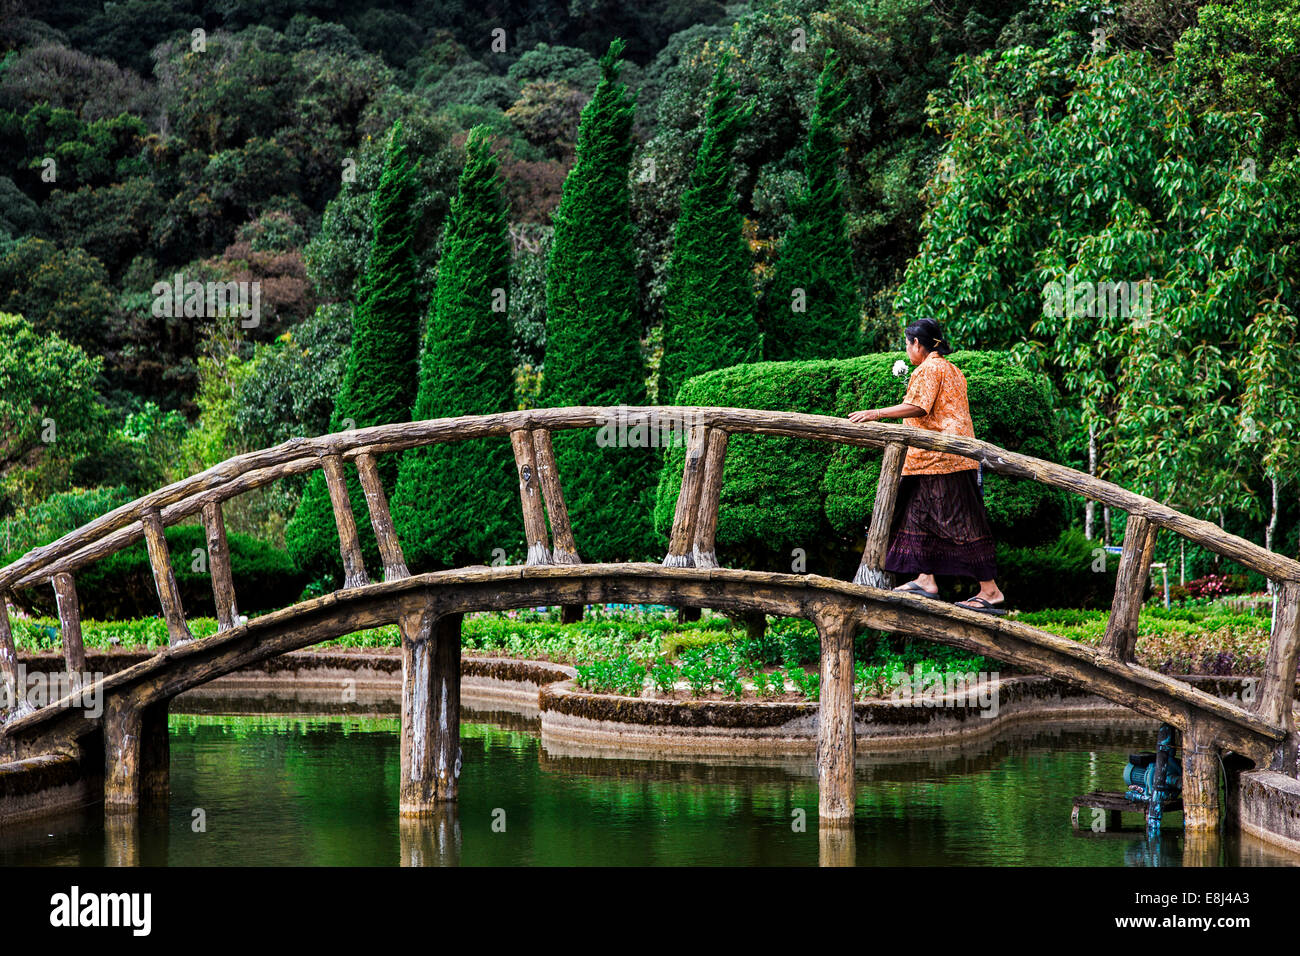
[5,711,1296,867]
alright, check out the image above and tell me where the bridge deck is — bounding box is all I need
[1,565,1283,763]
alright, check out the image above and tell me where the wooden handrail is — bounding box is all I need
[3,405,1298,596]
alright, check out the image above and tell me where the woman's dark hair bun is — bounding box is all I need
[904,317,953,356]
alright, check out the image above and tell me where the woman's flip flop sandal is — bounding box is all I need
[955,597,1008,616]
[895,582,939,598]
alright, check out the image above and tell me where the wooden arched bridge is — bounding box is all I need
[1,407,1297,832]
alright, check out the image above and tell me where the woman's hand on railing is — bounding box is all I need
[847,409,879,423]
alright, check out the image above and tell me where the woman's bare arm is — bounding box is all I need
[847,403,925,423]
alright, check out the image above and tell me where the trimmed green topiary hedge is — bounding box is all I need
[8,524,306,620]
[993,528,1118,612]
[654,350,1071,577]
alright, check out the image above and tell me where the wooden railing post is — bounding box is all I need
[1101,514,1158,662]
[201,501,239,631]
[663,422,710,568]
[531,428,584,623]
[355,451,410,581]
[853,442,907,588]
[531,430,579,565]
[510,428,552,566]
[51,572,87,673]
[321,454,371,589]
[1256,580,1300,731]
[0,592,19,711]
[141,507,193,645]
[692,428,729,570]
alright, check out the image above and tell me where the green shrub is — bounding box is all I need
[655,350,1070,576]
[8,524,306,619]
[0,485,135,558]
[660,627,731,659]
[992,527,1118,612]
[574,654,646,695]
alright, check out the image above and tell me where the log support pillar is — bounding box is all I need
[1257,580,1300,742]
[815,604,857,826]
[1181,721,1220,833]
[532,430,579,565]
[854,442,906,589]
[531,429,584,622]
[104,696,170,812]
[400,608,463,815]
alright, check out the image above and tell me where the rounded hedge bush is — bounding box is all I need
[9,524,306,620]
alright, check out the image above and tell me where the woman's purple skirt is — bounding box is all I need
[883,470,997,580]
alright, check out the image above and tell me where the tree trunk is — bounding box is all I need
[1085,424,1097,540]
[1266,475,1279,594]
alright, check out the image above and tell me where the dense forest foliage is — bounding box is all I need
[0,0,1296,589]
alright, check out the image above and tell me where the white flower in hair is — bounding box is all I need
[892,359,908,377]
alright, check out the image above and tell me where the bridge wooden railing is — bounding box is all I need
[1,405,1298,735]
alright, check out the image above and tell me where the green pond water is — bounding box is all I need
[2,707,1297,866]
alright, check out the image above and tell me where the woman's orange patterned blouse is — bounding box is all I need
[900,352,978,476]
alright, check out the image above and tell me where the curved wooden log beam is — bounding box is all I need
[2,566,1282,768]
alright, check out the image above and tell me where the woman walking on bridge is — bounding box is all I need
[847,318,1006,614]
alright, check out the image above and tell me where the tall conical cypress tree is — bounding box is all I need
[540,38,658,561]
[763,56,860,360]
[392,126,518,569]
[659,58,759,403]
[286,121,423,584]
